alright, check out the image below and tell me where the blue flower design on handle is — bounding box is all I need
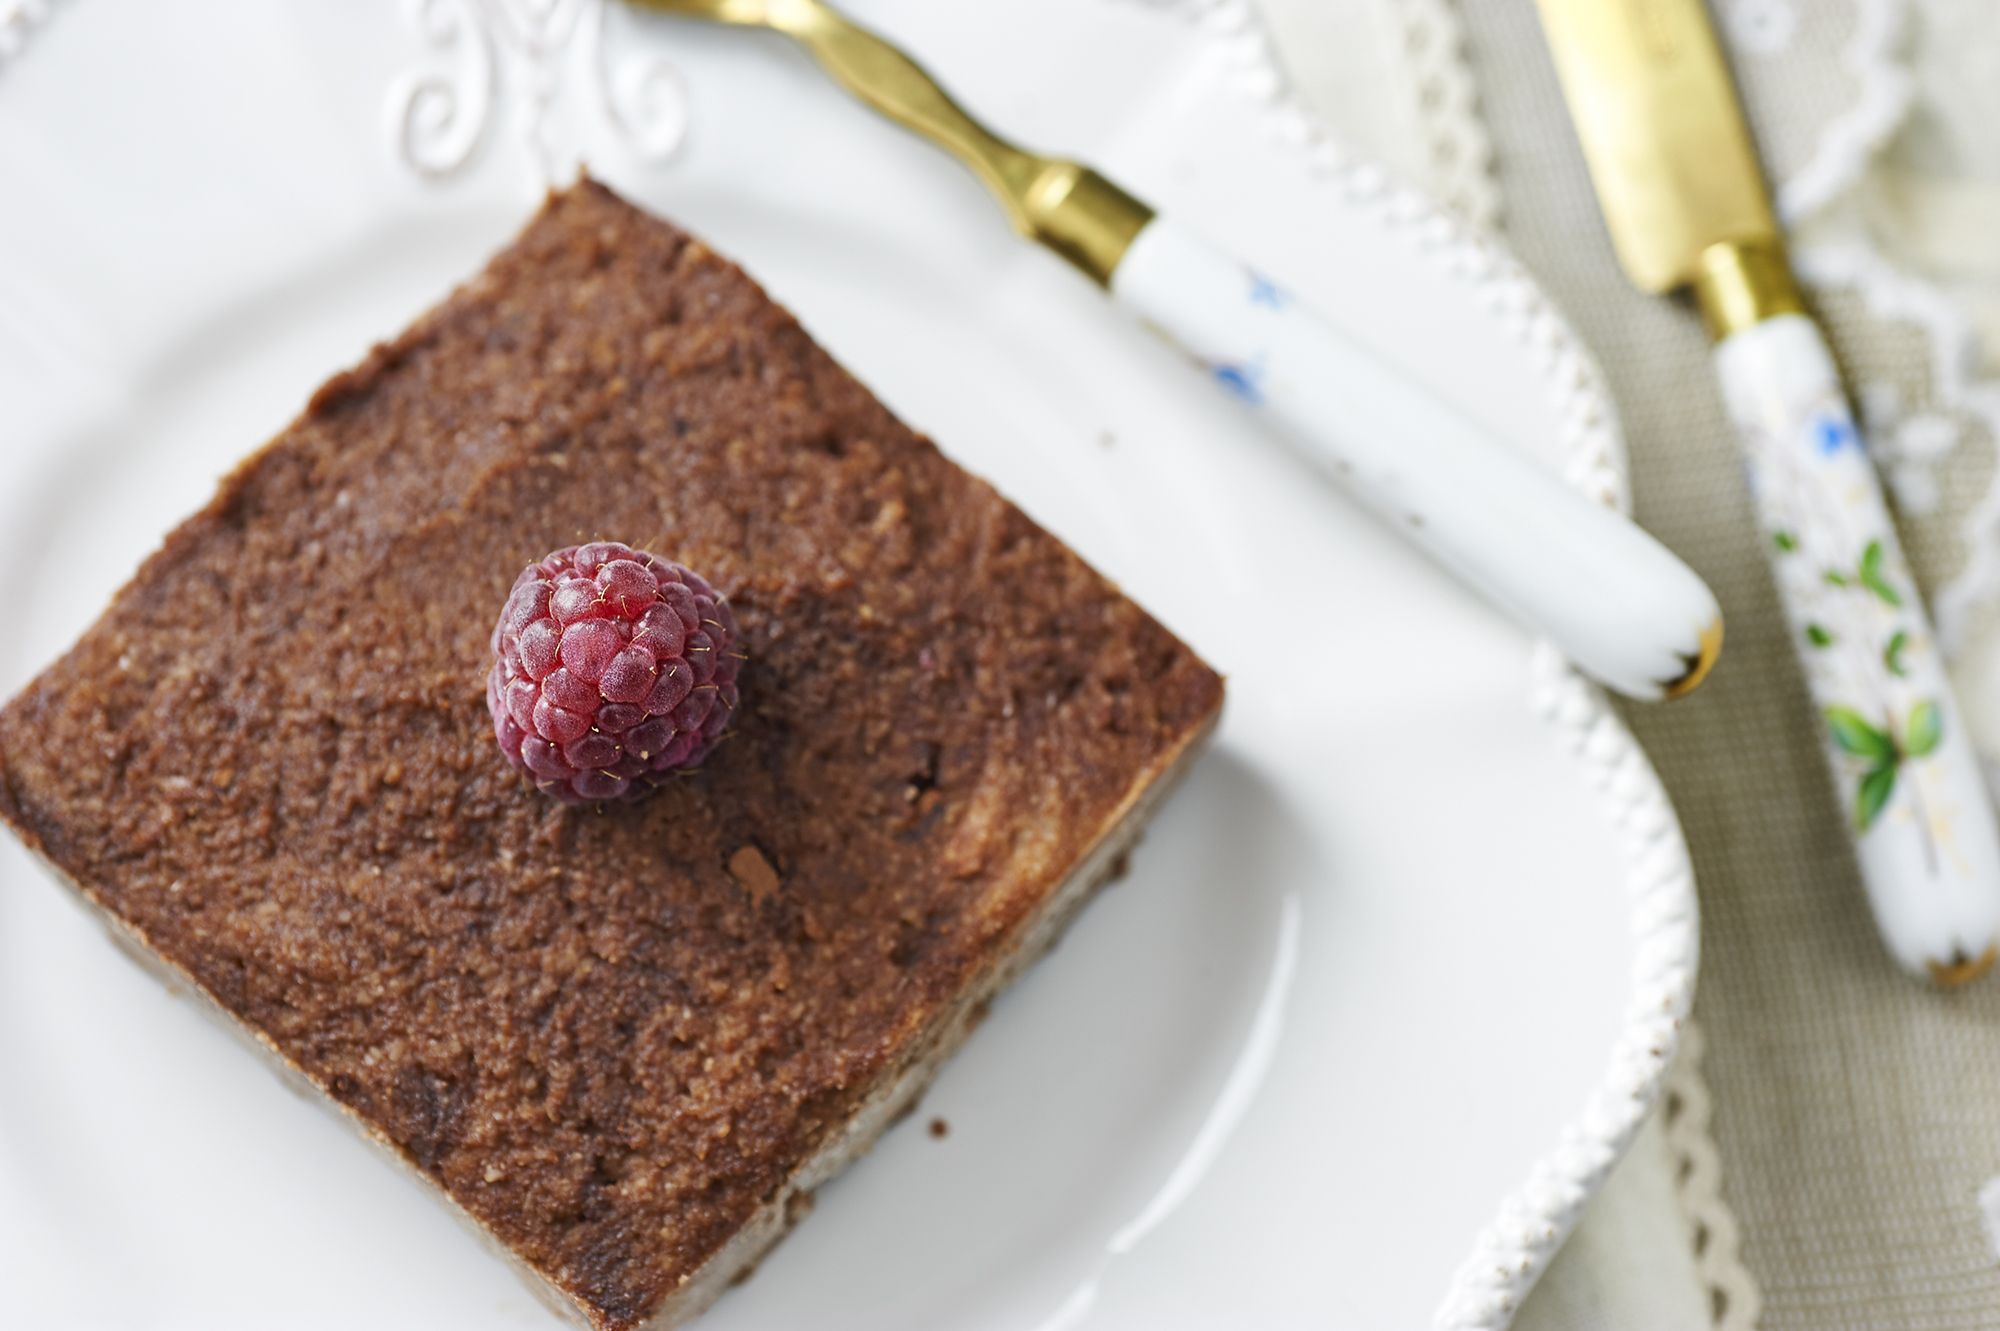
[1246,270,1289,310]
[1814,414,1859,456]
[1212,357,1266,407]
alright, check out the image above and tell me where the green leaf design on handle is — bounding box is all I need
[1884,630,1910,677]
[1806,623,1835,648]
[1827,706,1895,763]
[1773,530,1798,553]
[1859,540,1903,607]
[1856,764,1898,831]
[1905,700,1943,758]
[1824,570,1851,588]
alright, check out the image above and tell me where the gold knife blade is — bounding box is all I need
[1535,0,1801,336]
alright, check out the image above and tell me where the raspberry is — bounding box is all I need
[488,542,741,804]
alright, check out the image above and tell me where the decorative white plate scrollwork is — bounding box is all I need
[389,0,689,181]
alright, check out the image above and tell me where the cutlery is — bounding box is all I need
[1538,0,2000,983]
[630,0,1724,702]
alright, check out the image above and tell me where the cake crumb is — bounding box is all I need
[727,845,781,902]
[928,1117,949,1140]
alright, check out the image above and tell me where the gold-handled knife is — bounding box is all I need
[1537,0,2000,985]
[630,0,1727,703]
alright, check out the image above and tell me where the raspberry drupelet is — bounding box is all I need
[487,542,740,803]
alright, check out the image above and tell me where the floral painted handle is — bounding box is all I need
[1110,217,1722,701]
[1716,313,2000,982]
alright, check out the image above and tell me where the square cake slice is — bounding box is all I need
[0,180,1222,1329]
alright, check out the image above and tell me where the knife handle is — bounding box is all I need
[1715,313,2000,983]
[1109,216,1722,701]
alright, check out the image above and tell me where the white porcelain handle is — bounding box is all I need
[1716,314,2000,982]
[1111,217,1721,701]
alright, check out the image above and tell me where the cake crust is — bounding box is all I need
[0,180,1222,1329]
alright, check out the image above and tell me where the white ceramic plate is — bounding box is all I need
[0,2,1696,1328]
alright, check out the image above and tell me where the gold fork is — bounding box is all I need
[629,0,1150,285]
[626,0,1726,702]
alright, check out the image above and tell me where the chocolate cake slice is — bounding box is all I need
[0,180,1222,1329]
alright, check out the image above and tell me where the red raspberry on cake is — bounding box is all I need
[488,542,740,803]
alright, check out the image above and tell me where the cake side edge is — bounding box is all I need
[645,698,1225,1330]
[0,837,599,1330]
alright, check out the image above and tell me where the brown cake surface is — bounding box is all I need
[0,181,1221,1328]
